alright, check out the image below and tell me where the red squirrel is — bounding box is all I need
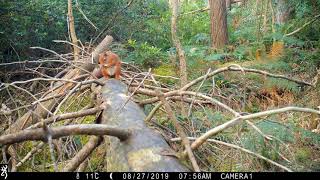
[98,51,121,79]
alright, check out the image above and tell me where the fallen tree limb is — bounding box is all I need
[134,65,312,108]
[102,79,189,172]
[0,124,131,145]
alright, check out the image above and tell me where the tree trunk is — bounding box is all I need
[170,0,188,117]
[68,0,80,61]
[226,0,231,10]
[209,0,229,49]
[275,0,290,25]
[102,79,189,172]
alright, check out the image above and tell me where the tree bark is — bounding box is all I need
[170,0,188,117]
[209,0,229,49]
[269,0,290,59]
[68,0,80,61]
[275,0,290,25]
[102,79,189,172]
[226,0,231,10]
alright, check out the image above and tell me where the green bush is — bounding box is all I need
[124,39,167,67]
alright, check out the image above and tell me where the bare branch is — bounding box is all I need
[171,137,293,172]
[246,120,273,140]
[75,0,98,31]
[42,124,58,171]
[285,14,320,37]
[144,102,163,122]
[156,89,200,172]
[16,142,45,168]
[63,136,103,172]
[188,106,320,153]
[28,104,105,129]
[0,124,131,145]
[182,65,313,91]
[188,68,211,117]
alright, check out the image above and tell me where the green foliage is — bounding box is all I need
[183,45,209,64]
[241,120,293,167]
[179,2,210,45]
[280,47,320,74]
[0,0,67,61]
[299,126,320,145]
[1,0,319,68]
[125,39,167,67]
[242,120,288,145]
[152,63,177,84]
[295,147,312,163]
[241,118,320,169]
[0,0,170,61]
[205,53,228,61]
[233,45,253,60]
[191,33,210,45]
[266,79,300,93]
[206,111,225,124]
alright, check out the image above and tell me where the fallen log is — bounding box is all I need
[102,79,189,172]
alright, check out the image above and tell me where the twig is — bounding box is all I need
[30,46,95,75]
[9,84,53,116]
[144,102,163,122]
[53,40,91,56]
[93,0,134,43]
[182,65,313,91]
[42,123,58,172]
[0,59,73,66]
[180,6,209,16]
[53,83,81,115]
[1,94,64,115]
[136,89,239,116]
[245,120,273,140]
[118,69,152,113]
[16,142,45,168]
[75,0,98,30]
[188,68,211,117]
[186,106,320,154]
[62,136,103,172]
[156,89,200,172]
[171,137,293,172]
[28,104,105,129]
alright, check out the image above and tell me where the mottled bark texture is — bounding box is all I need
[209,0,229,49]
[102,79,189,172]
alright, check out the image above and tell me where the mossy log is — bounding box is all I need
[102,79,189,172]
